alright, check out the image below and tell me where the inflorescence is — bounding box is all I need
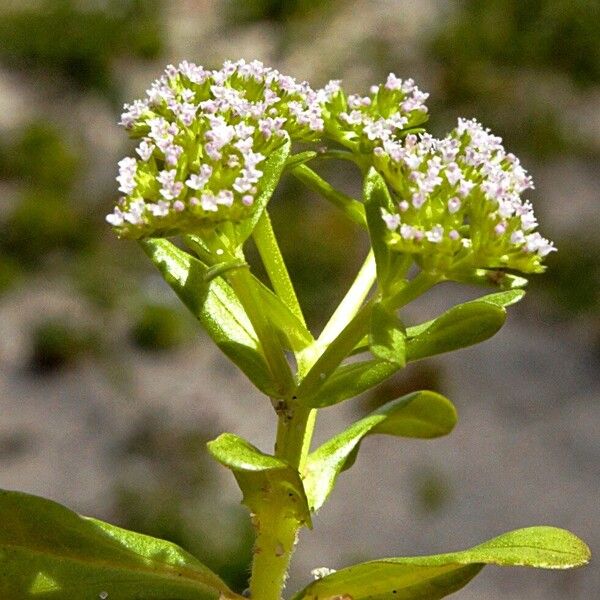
[110,59,554,274]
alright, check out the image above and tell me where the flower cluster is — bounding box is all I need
[376,118,555,274]
[319,73,429,153]
[108,59,326,238]
[110,60,554,277]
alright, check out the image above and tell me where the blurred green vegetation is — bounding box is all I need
[226,0,334,23]
[0,0,598,588]
[432,0,600,90]
[113,416,254,593]
[0,0,162,96]
[28,319,99,373]
[130,304,190,352]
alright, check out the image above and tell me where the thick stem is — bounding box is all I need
[249,405,315,600]
[248,501,298,600]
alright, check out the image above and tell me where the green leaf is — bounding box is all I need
[207,433,312,528]
[364,169,408,291]
[300,358,399,409]
[292,526,590,600]
[406,302,506,361]
[0,489,240,600]
[254,279,314,351]
[236,139,290,244]
[475,288,526,307]
[370,302,406,367]
[140,239,277,396]
[304,391,457,511]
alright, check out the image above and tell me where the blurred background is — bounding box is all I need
[0,0,598,598]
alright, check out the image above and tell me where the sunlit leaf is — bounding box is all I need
[370,302,406,366]
[406,301,506,361]
[254,277,314,352]
[299,358,399,409]
[140,239,277,395]
[292,526,590,600]
[207,433,311,528]
[0,489,241,600]
[304,391,457,510]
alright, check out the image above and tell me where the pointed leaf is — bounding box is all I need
[254,278,314,352]
[304,391,457,511]
[300,358,399,408]
[236,139,290,244]
[406,302,506,361]
[370,302,406,366]
[207,433,311,528]
[140,239,276,395]
[292,526,590,600]
[0,489,240,600]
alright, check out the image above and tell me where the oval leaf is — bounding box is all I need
[140,239,277,396]
[406,301,506,361]
[0,489,240,599]
[370,302,406,366]
[292,526,590,600]
[301,358,400,409]
[304,391,457,511]
[207,433,311,528]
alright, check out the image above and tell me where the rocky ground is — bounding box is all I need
[0,1,598,598]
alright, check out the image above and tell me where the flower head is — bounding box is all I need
[318,74,429,153]
[109,60,324,239]
[376,118,555,274]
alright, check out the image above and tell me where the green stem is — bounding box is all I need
[249,405,315,600]
[317,250,376,349]
[292,164,367,228]
[297,270,440,402]
[253,211,306,327]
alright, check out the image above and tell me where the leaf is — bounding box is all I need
[370,302,406,367]
[363,169,408,291]
[235,139,290,244]
[254,279,314,351]
[406,301,506,361]
[292,526,590,600]
[0,489,240,600]
[299,358,399,409]
[207,433,312,528]
[475,288,526,307]
[405,290,524,342]
[304,391,457,511]
[140,239,277,396]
